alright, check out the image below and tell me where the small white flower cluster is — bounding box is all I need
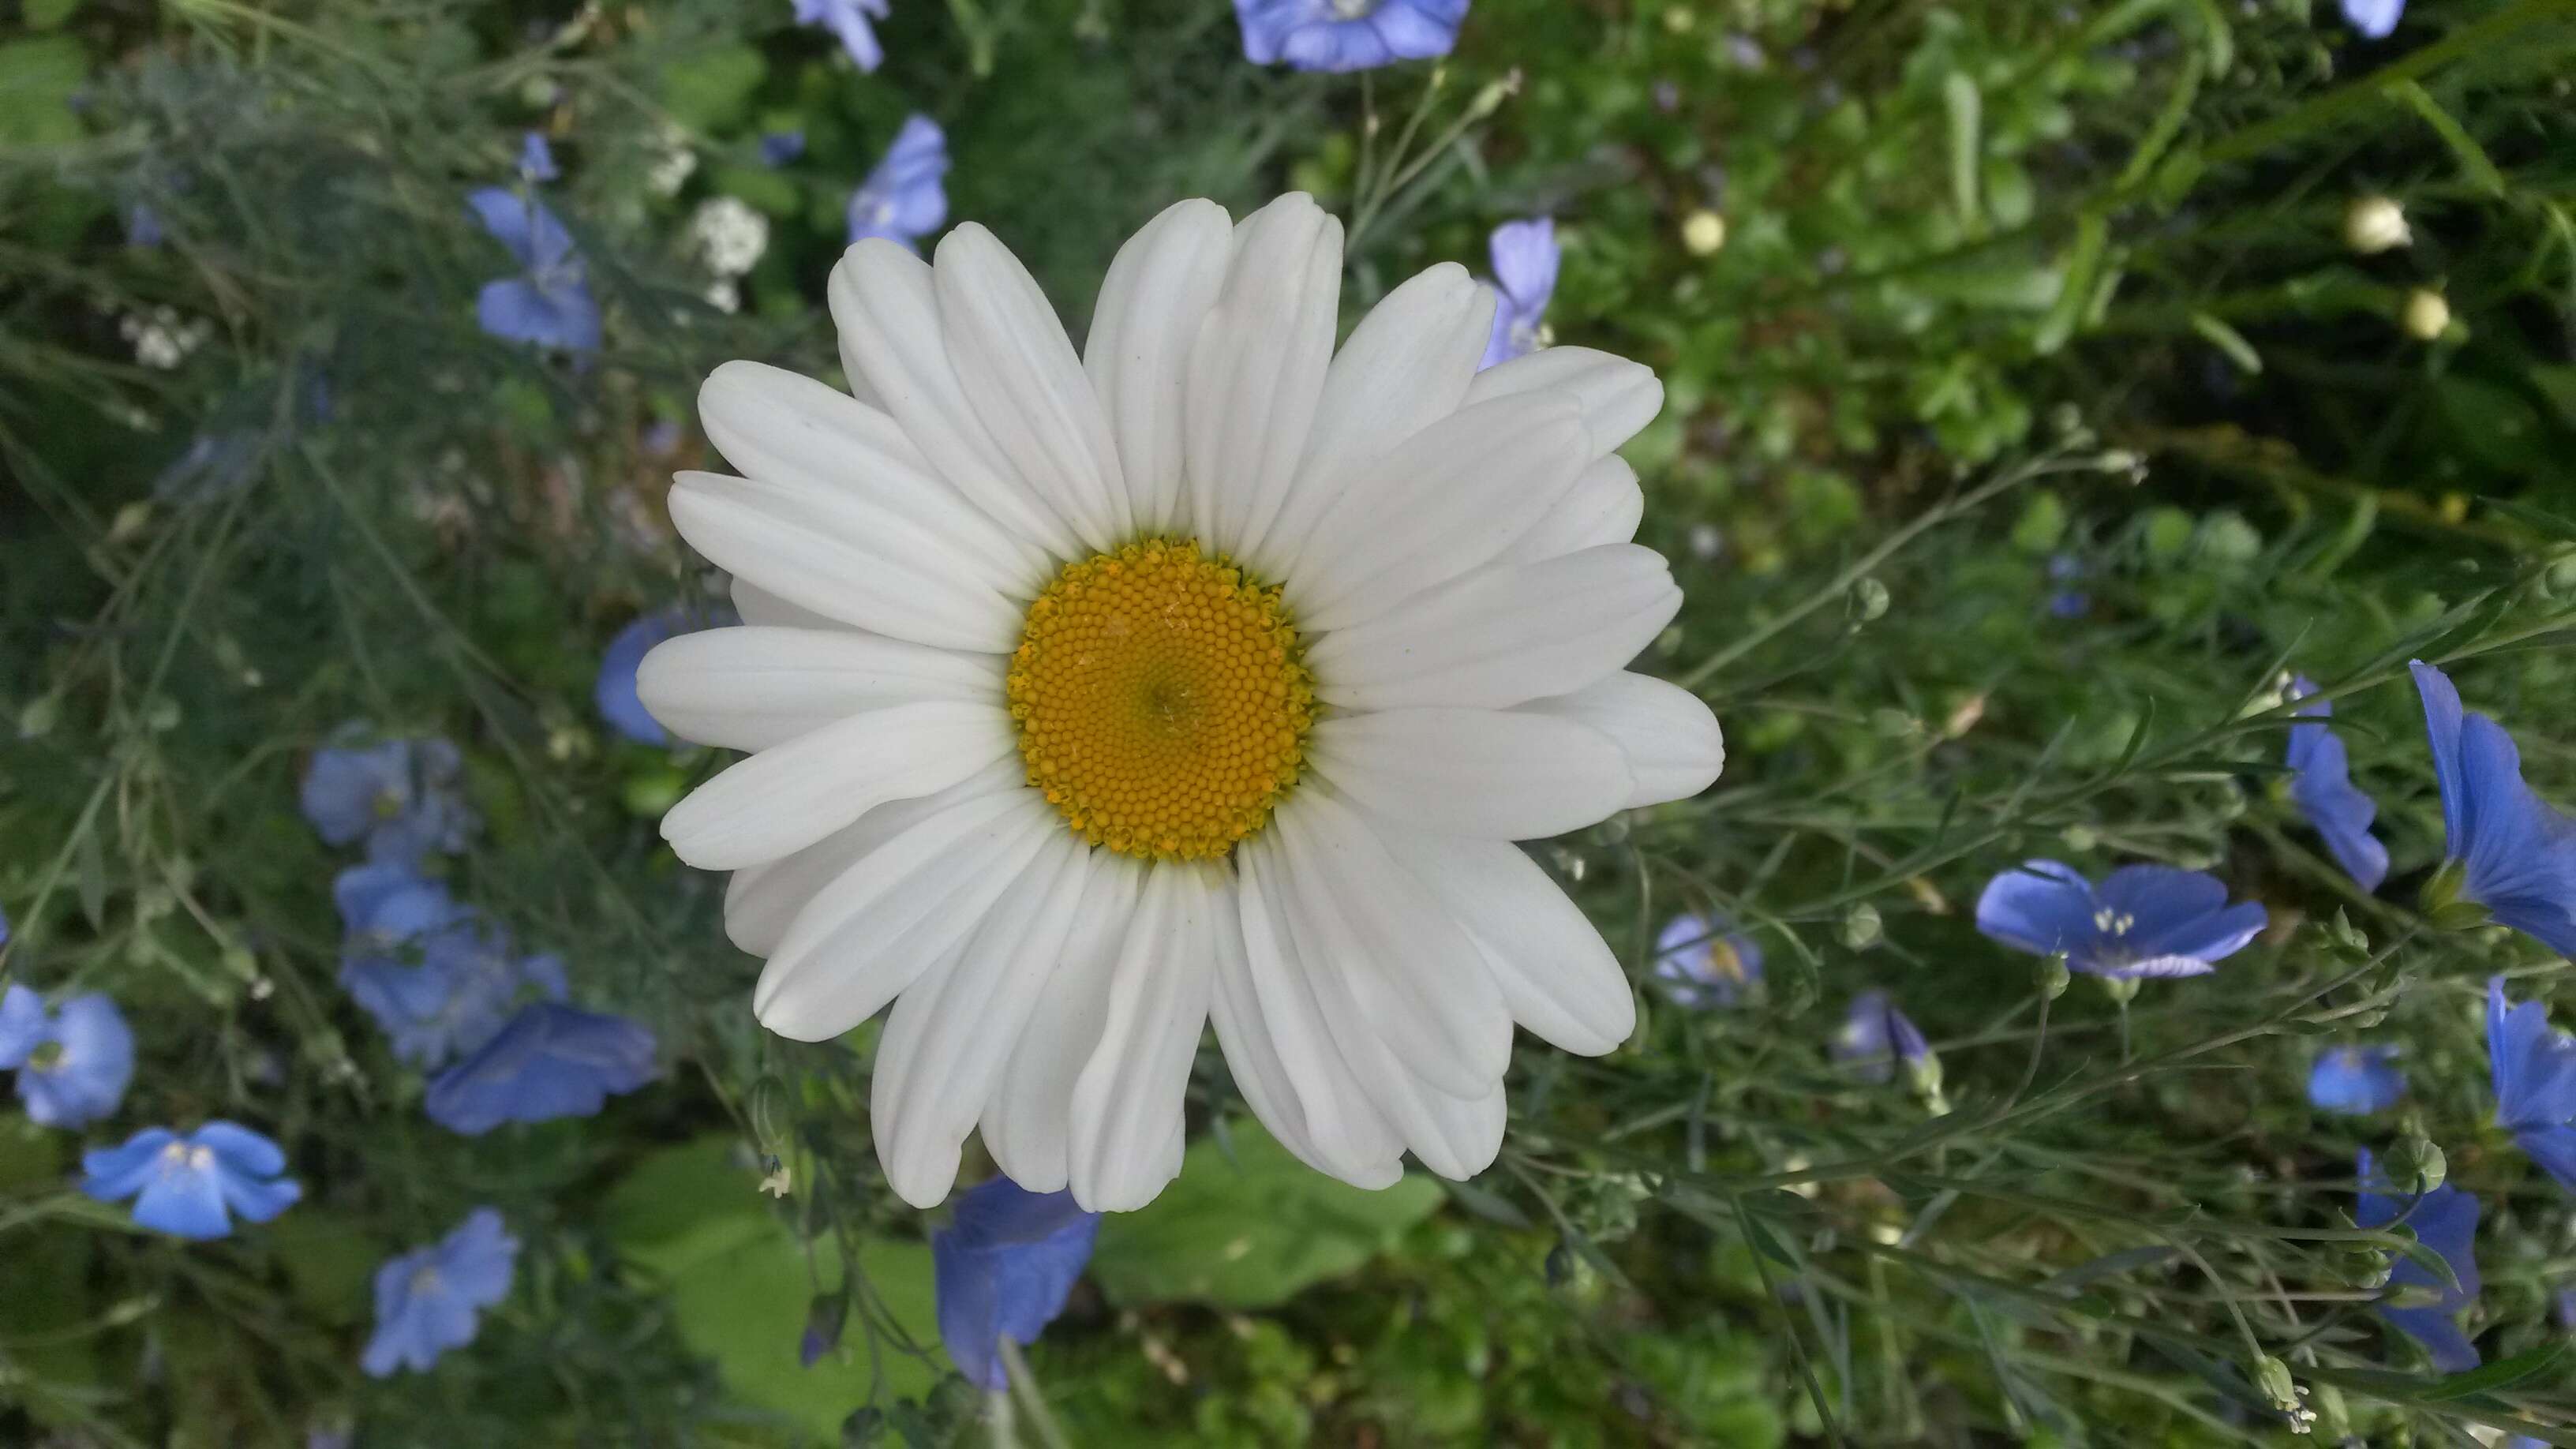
[646,124,698,198]
[120,306,212,370]
[690,197,770,279]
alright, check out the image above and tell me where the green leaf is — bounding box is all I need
[657,43,767,131]
[1942,73,1983,237]
[2191,313,2262,375]
[24,0,81,29]
[0,37,86,146]
[2385,80,2506,197]
[264,1210,381,1327]
[1090,1118,1443,1309]
[2418,1341,2563,1402]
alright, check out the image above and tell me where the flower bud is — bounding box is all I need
[2332,1242,2390,1290]
[2252,1354,2298,1413]
[2383,1136,2446,1196]
[1681,209,1728,256]
[2036,953,2072,1001]
[748,1076,794,1158]
[2401,288,2450,342]
[2342,196,2409,254]
[1840,902,1882,950]
[1848,576,1890,622]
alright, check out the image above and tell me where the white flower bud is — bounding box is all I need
[2342,196,2409,254]
[1681,209,1728,256]
[2401,289,2450,341]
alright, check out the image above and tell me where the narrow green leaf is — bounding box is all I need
[1944,73,1983,237]
[2385,80,2506,197]
[2191,313,2263,374]
[2034,212,2108,354]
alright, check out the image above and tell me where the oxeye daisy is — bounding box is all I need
[641,194,1720,1211]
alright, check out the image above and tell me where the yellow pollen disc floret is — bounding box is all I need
[1007,537,1315,861]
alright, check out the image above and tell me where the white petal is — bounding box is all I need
[1304,545,1681,713]
[1463,346,1663,455]
[1224,845,1406,1184]
[983,855,1145,1192]
[730,578,844,631]
[1083,200,1233,537]
[1067,864,1222,1211]
[936,225,1130,551]
[1267,792,1514,1093]
[1308,708,1633,841]
[660,700,1015,871]
[1374,826,1635,1054]
[636,626,1001,754]
[1500,455,1645,564]
[721,760,1024,957]
[668,471,1024,653]
[751,791,1058,1040]
[1264,263,1495,565]
[1290,392,1593,633]
[1183,194,1342,564]
[871,835,1091,1208]
[699,361,1052,596]
[828,240,1081,558]
[1522,672,1724,808]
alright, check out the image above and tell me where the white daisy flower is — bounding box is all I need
[642,193,1723,1212]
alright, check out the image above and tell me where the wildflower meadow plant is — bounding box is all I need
[2413,661,2576,956]
[0,987,133,1129]
[80,1124,301,1241]
[362,1208,520,1376]
[1975,861,2267,980]
[844,115,948,250]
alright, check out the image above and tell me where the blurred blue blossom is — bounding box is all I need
[0,901,9,945]
[154,432,264,504]
[932,1175,1100,1390]
[126,202,165,247]
[2307,1045,2403,1115]
[2342,0,2402,39]
[2412,661,2576,956]
[334,866,553,1069]
[641,420,684,458]
[1235,0,1468,72]
[2285,677,2389,891]
[597,606,728,746]
[847,115,949,250]
[425,1002,657,1136]
[466,188,601,353]
[2354,1147,2481,1372]
[2485,977,2576,1190]
[1479,217,1557,369]
[1650,913,1762,1009]
[1833,990,1928,1085]
[518,133,558,182]
[0,987,134,1129]
[1975,860,2267,979]
[300,730,474,865]
[759,131,806,167]
[793,0,889,72]
[2045,554,2087,619]
[362,1208,520,1376]
[81,1122,301,1241]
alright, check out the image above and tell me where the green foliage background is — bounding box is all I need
[5,0,2576,1443]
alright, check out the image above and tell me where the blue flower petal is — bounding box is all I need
[1972,859,2098,956]
[932,1177,1100,1390]
[0,985,44,1068]
[2307,1045,2404,1114]
[476,277,602,353]
[2356,1149,2481,1371]
[424,1003,657,1136]
[2341,0,2403,39]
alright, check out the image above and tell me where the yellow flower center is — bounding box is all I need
[1007,537,1313,860]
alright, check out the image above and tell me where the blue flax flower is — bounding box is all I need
[760,131,807,167]
[2411,661,2576,957]
[335,865,549,1068]
[847,115,949,251]
[1832,990,1929,1086]
[81,1122,301,1240]
[2284,677,2390,891]
[2342,0,2402,40]
[362,1208,520,1376]
[1651,913,1762,1009]
[467,187,601,353]
[2045,554,2087,619]
[425,1002,657,1136]
[596,606,729,746]
[1975,860,2266,979]
[2486,977,2576,1189]
[126,203,166,247]
[793,0,890,71]
[1479,218,1558,369]
[1235,0,1468,72]
[0,987,134,1129]
[2308,1045,2404,1115]
[2354,1148,2481,1372]
[300,729,474,865]
[518,133,559,183]
[932,1176,1100,1390]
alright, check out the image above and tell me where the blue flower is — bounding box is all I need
[362,1208,520,1376]
[2342,0,2402,39]
[425,1002,657,1136]
[847,115,949,251]
[932,1176,1100,1391]
[2308,1045,2404,1115]
[1832,990,1929,1085]
[334,865,552,1069]
[467,187,601,353]
[2045,554,2087,619]
[1479,218,1558,369]
[792,0,890,72]
[2285,677,2390,891]
[596,606,730,746]
[154,432,264,504]
[1975,860,2267,979]
[2485,978,2576,1190]
[126,202,165,247]
[1235,0,1468,73]
[518,133,559,183]
[2411,661,2576,957]
[0,900,9,946]
[2354,1147,2481,1372]
[300,730,475,865]
[1651,913,1762,1009]
[80,1122,301,1240]
[0,987,134,1129]
[759,131,807,167]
